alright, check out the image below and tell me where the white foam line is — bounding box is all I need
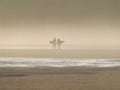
[0,57,120,68]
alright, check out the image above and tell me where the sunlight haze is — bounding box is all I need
[0,0,120,49]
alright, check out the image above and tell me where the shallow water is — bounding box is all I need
[0,57,120,68]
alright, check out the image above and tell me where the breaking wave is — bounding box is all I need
[0,57,120,68]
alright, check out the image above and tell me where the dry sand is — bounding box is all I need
[0,49,120,58]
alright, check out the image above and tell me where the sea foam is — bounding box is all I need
[0,57,120,67]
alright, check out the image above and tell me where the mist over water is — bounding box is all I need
[0,0,120,49]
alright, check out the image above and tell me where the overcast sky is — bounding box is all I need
[0,0,120,49]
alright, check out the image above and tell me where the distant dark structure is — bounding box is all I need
[49,37,64,50]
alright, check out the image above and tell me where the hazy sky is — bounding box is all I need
[0,0,120,49]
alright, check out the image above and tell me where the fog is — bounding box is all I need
[0,0,120,49]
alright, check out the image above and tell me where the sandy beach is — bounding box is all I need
[0,49,120,90]
[0,67,120,90]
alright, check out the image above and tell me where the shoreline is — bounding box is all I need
[0,59,120,90]
[0,58,120,68]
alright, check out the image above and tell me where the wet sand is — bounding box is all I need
[0,49,120,90]
[0,67,120,90]
[0,49,120,58]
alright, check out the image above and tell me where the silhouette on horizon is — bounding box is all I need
[49,37,64,50]
[57,38,64,49]
[49,37,57,49]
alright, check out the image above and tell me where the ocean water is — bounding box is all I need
[0,57,120,68]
